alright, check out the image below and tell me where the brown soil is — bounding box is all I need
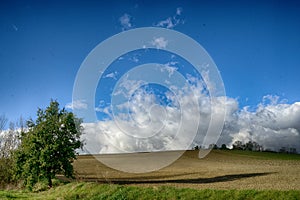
[70,150,300,190]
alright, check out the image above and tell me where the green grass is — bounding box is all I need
[0,190,34,199]
[222,150,300,160]
[0,182,300,200]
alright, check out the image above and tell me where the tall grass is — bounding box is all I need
[1,182,299,200]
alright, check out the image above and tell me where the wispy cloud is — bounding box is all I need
[160,62,178,77]
[112,76,146,98]
[12,24,18,31]
[129,55,139,63]
[151,37,168,49]
[65,100,88,110]
[104,71,118,79]
[155,7,184,29]
[119,13,133,31]
[176,7,183,15]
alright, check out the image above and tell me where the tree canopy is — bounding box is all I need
[14,100,83,188]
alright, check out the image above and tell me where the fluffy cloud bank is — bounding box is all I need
[220,96,300,151]
[83,77,209,154]
[80,77,300,154]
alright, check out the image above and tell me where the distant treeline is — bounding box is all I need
[194,140,298,154]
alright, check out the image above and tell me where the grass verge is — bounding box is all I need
[0,182,299,200]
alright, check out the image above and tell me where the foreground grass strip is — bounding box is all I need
[0,190,35,199]
[1,182,300,200]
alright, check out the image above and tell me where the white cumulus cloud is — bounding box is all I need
[218,95,300,152]
[77,69,300,155]
[65,100,88,110]
[82,78,211,154]
[81,92,300,154]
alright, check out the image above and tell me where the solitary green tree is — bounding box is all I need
[14,100,83,188]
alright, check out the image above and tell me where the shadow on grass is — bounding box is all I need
[78,172,275,185]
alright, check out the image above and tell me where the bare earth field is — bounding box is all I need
[72,150,300,191]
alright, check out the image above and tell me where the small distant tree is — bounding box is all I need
[209,144,218,149]
[279,147,287,153]
[289,148,297,154]
[245,141,254,151]
[220,144,228,150]
[14,100,84,189]
[232,141,244,150]
[252,141,263,151]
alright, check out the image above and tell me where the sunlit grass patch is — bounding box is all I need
[1,182,300,200]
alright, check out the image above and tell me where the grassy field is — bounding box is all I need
[1,150,300,199]
[1,182,300,200]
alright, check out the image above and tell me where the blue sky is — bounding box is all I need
[1,0,300,153]
[1,0,299,122]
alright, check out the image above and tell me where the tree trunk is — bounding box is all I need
[48,176,52,188]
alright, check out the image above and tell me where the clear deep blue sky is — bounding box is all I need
[1,0,300,122]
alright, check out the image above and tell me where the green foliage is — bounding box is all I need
[220,144,228,150]
[0,182,300,200]
[0,157,15,187]
[0,120,21,187]
[14,100,84,189]
[232,140,263,152]
[31,178,64,192]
